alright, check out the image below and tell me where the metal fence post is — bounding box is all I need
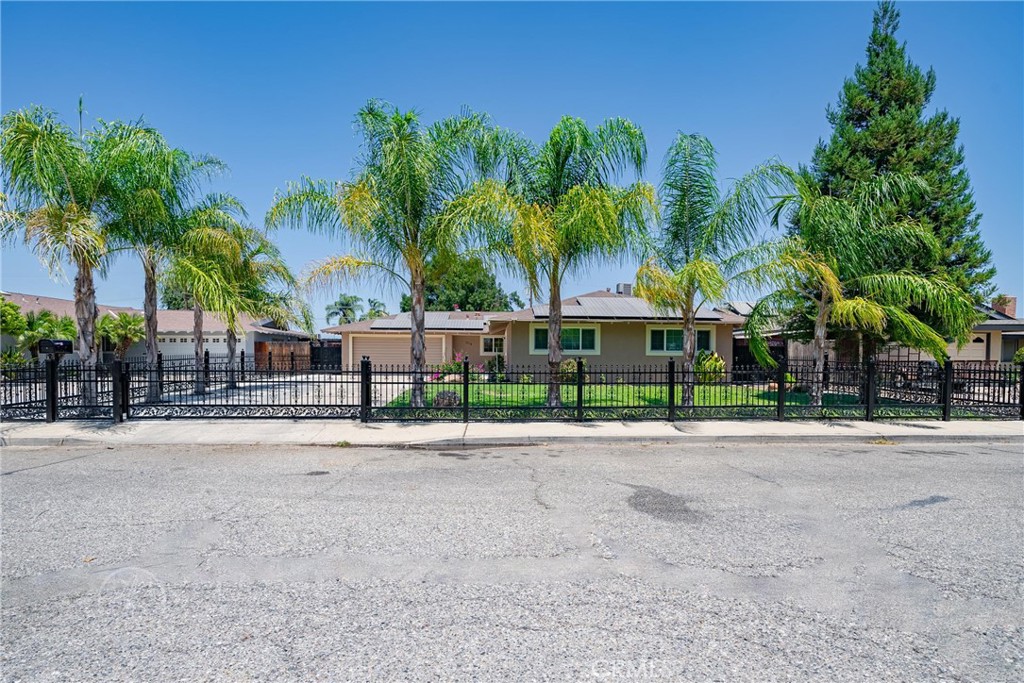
[823,352,830,391]
[360,356,371,423]
[122,361,131,420]
[1018,362,1024,421]
[941,360,954,422]
[575,357,584,422]
[268,351,273,374]
[667,358,676,422]
[776,357,787,421]
[204,349,210,384]
[239,350,246,382]
[45,357,58,423]
[462,358,470,423]
[111,360,124,424]
[157,352,164,396]
[865,359,877,422]
[290,351,296,376]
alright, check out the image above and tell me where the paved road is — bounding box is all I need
[2,441,1021,682]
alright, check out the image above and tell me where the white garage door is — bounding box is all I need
[350,335,445,367]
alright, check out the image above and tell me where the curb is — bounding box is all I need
[3,433,1021,449]
[413,433,1024,449]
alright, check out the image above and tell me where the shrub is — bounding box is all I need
[1,348,27,366]
[486,355,506,382]
[558,358,587,383]
[1013,348,1024,365]
[694,351,725,384]
[1,348,27,378]
[432,390,461,407]
[519,373,533,384]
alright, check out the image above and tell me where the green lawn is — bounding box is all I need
[385,381,862,408]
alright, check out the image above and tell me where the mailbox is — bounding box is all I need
[39,339,74,355]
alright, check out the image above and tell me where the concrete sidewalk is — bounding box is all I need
[1,417,1020,448]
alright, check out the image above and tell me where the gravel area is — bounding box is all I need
[2,440,1021,681]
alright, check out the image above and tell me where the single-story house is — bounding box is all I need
[324,284,744,369]
[323,310,501,367]
[726,296,1024,364]
[1,291,312,360]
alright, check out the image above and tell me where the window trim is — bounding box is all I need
[645,325,716,357]
[480,336,505,356]
[529,323,601,355]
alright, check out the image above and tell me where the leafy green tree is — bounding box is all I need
[1,299,27,339]
[634,133,787,407]
[159,283,194,310]
[267,100,493,406]
[1,104,151,389]
[448,116,656,406]
[326,294,363,324]
[399,254,525,312]
[746,172,978,406]
[97,312,145,360]
[811,1,994,304]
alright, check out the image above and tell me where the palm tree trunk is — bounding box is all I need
[194,302,205,395]
[409,272,426,408]
[681,307,696,408]
[142,251,161,402]
[546,271,562,408]
[809,293,830,408]
[74,259,99,408]
[226,328,238,389]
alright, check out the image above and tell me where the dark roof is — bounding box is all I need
[322,310,498,334]
[492,292,745,324]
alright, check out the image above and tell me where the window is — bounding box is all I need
[481,337,504,355]
[650,329,683,352]
[530,325,599,354]
[647,327,713,355]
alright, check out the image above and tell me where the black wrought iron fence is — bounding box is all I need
[2,354,1021,423]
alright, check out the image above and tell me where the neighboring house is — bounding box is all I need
[324,284,744,369]
[725,296,1024,365]
[1,291,312,360]
[324,311,499,367]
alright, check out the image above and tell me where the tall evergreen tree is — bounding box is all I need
[811,1,994,303]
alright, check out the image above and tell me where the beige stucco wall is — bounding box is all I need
[506,321,736,371]
[949,330,1001,362]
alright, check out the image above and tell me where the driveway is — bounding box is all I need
[2,442,1021,681]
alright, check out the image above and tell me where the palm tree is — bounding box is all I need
[17,310,76,360]
[634,133,787,407]
[97,312,145,360]
[223,225,308,388]
[745,171,978,406]
[105,127,227,368]
[1,106,150,377]
[325,294,363,325]
[447,117,656,406]
[267,99,492,406]
[364,298,389,320]
[163,196,249,394]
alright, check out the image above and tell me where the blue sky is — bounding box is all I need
[2,1,1022,329]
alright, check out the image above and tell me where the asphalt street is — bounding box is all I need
[1,440,1021,681]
